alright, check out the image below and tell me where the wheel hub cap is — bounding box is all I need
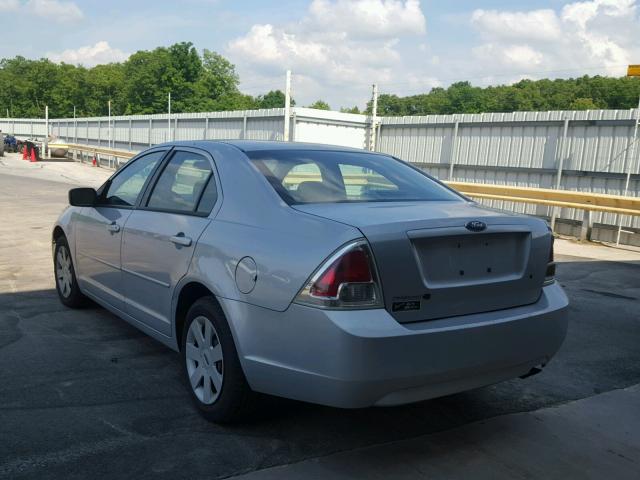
[185,316,224,405]
[56,246,72,298]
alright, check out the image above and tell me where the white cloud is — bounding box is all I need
[228,0,426,107]
[308,0,426,38]
[25,0,83,22]
[470,0,639,80]
[0,0,20,10]
[0,0,83,22]
[471,9,562,42]
[47,41,129,66]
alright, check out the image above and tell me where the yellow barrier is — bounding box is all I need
[445,181,640,216]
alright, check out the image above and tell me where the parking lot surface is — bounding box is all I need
[1,154,639,479]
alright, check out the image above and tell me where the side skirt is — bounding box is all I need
[82,289,179,352]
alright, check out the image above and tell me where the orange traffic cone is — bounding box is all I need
[30,148,37,162]
[22,145,28,160]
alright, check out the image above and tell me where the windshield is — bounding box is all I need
[247,150,462,205]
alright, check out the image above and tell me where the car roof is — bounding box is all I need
[166,139,371,154]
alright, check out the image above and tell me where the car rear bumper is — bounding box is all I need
[222,282,569,408]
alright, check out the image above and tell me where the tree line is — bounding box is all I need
[1,41,639,118]
[0,42,292,118]
[369,77,640,116]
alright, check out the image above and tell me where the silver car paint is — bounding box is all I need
[53,140,569,408]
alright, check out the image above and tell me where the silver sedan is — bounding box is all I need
[52,141,568,423]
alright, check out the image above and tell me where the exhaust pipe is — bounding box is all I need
[519,366,543,379]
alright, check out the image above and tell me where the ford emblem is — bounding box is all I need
[465,220,487,232]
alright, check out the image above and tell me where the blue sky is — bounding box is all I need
[2,0,638,109]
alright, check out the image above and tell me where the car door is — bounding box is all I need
[121,148,220,335]
[74,149,167,311]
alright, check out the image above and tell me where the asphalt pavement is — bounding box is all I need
[0,154,639,479]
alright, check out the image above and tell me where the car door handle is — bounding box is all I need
[170,234,192,247]
[106,222,120,233]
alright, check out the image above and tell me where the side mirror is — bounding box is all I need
[69,187,97,207]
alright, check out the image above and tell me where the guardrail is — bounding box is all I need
[65,143,135,168]
[63,143,639,242]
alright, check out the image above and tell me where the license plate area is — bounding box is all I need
[412,232,530,288]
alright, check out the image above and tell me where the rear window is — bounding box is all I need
[247,150,461,204]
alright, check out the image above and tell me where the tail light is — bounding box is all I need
[544,235,556,285]
[295,239,382,309]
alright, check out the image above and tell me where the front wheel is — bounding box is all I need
[181,297,258,423]
[54,236,87,308]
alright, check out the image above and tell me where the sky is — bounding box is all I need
[1,0,639,109]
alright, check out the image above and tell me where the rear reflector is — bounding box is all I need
[544,236,556,286]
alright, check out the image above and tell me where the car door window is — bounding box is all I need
[147,151,213,213]
[103,151,165,207]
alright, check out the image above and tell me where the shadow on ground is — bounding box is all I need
[0,258,639,479]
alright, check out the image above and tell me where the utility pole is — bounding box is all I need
[369,84,379,151]
[283,70,292,141]
[168,92,172,142]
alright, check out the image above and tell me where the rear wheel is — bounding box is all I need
[181,297,257,423]
[54,236,87,308]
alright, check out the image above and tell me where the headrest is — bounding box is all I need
[294,181,346,203]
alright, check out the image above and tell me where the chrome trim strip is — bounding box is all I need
[77,251,119,270]
[122,267,171,288]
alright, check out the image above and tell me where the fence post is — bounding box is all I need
[291,111,297,142]
[448,119,460,180]
[97,119,101,146]
[580,209,593,242]
[242,115,247,139]
[204,117,209,140]
[550,117,570,231]
[129,118,132,150]
[148,118,152,147]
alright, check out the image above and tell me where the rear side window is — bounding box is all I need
[248,150,462,204]
[147,151,213,214]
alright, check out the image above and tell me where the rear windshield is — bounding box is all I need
[247,150,462,204]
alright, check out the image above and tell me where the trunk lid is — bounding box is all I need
[293,200,551,323]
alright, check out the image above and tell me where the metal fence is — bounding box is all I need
[1,107,638,245]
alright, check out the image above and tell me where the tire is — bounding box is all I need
[181,297,258,423]
[54,235,87,308]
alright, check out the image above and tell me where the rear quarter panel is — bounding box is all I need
[187,143,362,312]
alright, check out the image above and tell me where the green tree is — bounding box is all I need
[340,106,361,114]
[308,99,330,110]
[569,97,600,110]
[257,90,295,108]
